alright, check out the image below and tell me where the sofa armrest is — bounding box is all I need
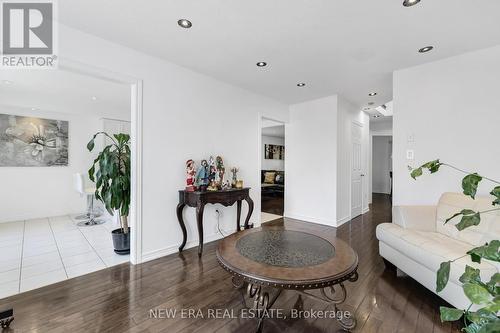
[393,205,437,231]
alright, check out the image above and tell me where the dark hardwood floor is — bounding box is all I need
[261,195,284,215]
[0,194,460,333]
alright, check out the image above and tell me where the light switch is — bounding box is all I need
[407,134,415,143]
[406,150,414,160]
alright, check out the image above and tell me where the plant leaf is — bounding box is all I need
[437,261,451,292]
[456,212,481,231]
[462,173,483,199]
[467,241,500,264]
[445,209,477,224]
[477,320,500,333]
[463,283,492,305]
[411,167,423,180]
[459,265,482,284]
[87,138,95,151]
[491,186,500,206]
[486,273,500,295]
[484,296,500,313]
[439,306,463,322]
[422,159,442,173]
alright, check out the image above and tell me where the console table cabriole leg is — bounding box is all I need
[246,283,282,333]
[244,196,254,229]
[196,203,205,257]
[236,200,242,232]
[176,203,187,252]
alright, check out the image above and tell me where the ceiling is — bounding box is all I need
[262,125,285,138]
[0,70,130,119]
[56,1,500,108]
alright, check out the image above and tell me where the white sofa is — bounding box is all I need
[376,192,500,309]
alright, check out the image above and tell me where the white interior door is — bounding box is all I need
[351,122,363,218]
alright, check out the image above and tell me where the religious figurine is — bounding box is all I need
[216,156,225,186]
[207,156,218,191]
[185,159,196,192]
[195,159,209,191]
[230,167,239,188]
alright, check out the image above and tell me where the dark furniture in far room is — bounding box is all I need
[261,170,284,197]
[176,188,254,256]
[261,170,285,216]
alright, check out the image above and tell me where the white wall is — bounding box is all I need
[393,45,500,206]
[286,96,338,226]
[0,105,104,222]
[261,135,284,171]
[285,95,369,227]
[372,136,392,194]
[370,118,393,134]
[55,25,289,262]
[336,97,370,225]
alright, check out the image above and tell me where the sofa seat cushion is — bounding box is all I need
[377,223,498,284]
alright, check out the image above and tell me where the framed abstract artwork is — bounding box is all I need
[264,144,285,160]
[0,114,69,167]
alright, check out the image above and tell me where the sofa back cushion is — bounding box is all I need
[436,192,500,246]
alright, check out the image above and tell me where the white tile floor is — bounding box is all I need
[0,215,130,299]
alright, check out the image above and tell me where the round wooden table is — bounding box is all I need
[216,225,359,332]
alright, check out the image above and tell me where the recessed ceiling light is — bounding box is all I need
[368,92,377,96]
[91,96,98,101]
[31,107,38,111]
[403,0,421,7]
[1,80,13,85]
[419,46,434,53]
[177,19,192,29]
[297,83,306,87]
[256,62,267,67]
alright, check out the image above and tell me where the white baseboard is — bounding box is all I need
[141,229,232,263]
[336,215,351,226]
[284,212,336,227]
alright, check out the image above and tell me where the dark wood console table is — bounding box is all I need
[177,187,254,256]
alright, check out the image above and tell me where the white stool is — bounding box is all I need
[74,173,105,226]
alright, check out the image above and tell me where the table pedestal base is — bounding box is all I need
[238,271,358,333]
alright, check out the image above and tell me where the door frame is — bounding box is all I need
[369,131,393,205]
[59,57,144,265]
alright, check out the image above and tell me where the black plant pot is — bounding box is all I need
[112,228,130,255]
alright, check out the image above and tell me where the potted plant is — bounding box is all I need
[87,132,131,255]
[410,160,499,332]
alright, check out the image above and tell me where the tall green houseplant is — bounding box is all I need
[87,132,131,234]
[410,160,499,333]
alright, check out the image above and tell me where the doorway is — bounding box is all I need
[0,63,142,298]
[260,118,285,223]
[372,136,393,197]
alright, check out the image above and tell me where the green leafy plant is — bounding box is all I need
[410,160,500,332]
[87,132,131,233]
